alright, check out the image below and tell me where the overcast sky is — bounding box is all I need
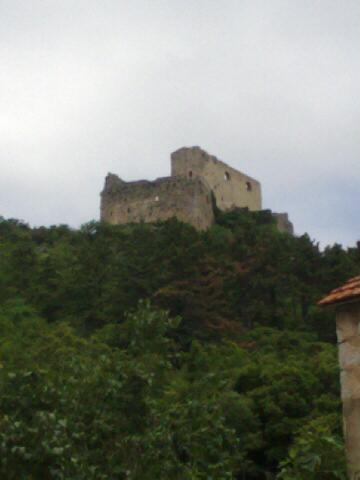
[1,0,359,247]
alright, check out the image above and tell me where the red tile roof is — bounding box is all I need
[318,276,360,306]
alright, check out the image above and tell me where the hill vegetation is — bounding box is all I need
[0,210,358,479]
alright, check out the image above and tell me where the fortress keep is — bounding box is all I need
[171,147,261,212]
[100,146,293,233]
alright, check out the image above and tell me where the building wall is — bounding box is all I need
[336,303,360,479]
[171,146,262,211]
[100,173,214,230]
[272,213,294,235]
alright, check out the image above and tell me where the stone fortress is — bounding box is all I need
[100,146,293,234]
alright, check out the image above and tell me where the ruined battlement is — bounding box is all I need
[100,146,293,233]
[101,172,214,230]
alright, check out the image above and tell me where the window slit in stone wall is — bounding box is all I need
[246,181,252,191]
[224,171,230,181]
[127,207,131,213]
[155,196,159,202]
[189,171,193,178]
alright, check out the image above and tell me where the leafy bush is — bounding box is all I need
[0,212,358,478]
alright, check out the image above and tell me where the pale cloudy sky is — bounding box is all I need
[1,0,359,247]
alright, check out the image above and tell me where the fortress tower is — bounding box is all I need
[171,147,262,211]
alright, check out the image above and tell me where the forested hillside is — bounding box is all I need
[0,210,358,479]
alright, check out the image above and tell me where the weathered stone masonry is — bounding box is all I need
[171,147,262,212]
[101,171,214,230]
[100,146,293,233]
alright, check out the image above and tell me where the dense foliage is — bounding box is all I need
[0,210,358,478]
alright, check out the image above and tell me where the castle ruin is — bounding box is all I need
[100,146,293,233]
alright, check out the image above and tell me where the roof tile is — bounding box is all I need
[318,276,360,306]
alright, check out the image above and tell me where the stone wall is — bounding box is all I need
[272,213,294,235]
[100,173,214,231]
[336,302,360,479]
[171,146,262,211]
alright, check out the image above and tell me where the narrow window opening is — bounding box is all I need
[155,196,159,202]
[189,171,193,178]
[246,181,252,191]
[127,207,131,213]
[224,171,230,181]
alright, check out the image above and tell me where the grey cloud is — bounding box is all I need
[0,0,359,247]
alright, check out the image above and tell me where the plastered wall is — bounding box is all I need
[336,303,360,479]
